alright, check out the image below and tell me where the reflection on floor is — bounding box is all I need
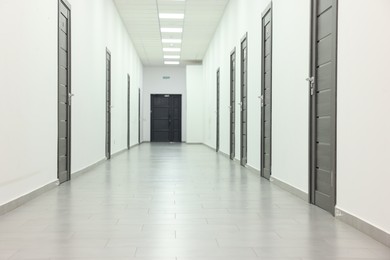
[0,143,389,259]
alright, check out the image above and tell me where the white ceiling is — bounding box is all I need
[113,0,230,66]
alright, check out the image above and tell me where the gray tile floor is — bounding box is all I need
[0,143,389,260]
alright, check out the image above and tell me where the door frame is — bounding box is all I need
[230,48,236,160]
[57,0,72,183]
[260,3,272,180]
[138,88,141,144]
[127,74,131,149]
[105,48,111,159]
[240,32,248,166]
[309,0,338,215]
[216,68,220,152]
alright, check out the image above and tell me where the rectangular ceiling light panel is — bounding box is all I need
[164,55,181,59]
[161,28,183,33]
[159,13,185,19]
[162,39,182,43]
[165,61,180,65]
[163,48,181,52]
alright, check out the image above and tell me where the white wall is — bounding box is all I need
[71,0,143,172]
[0,0,143,207]
[186,65,204,143]
[142,67,186,142]
[272,0,310,193]
[201,0,310,194]
[337,0,390,233]
[0,0,58,206]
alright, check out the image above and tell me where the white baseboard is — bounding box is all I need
[270,176,309,202]
[0,181,58,216]
[335,207,390,247]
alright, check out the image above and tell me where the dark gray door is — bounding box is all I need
[216,69,220,152]
[105,49,111,159]
[58,0,72,184]
[151,94,182,142]
[309,0,338,215]
[127,74,131,149]
[240,34,248,166]
[230,49,236,160]
[138,88,141,144]
[261,4,272,180]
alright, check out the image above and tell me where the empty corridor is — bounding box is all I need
[0,144,389,259]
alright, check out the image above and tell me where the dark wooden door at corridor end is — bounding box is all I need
[261,4,272,180]
[151,94,182,142]
[309,0,338,215]
[58,0,72,184]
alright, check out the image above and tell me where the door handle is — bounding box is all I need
[306,77,315,95]
[306,77,314,83]
[68,93,75,106]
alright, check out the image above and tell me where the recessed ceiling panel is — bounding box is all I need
[114,0,230,66]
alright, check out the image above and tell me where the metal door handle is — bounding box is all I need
[259,95,264,107]
[306,77,315,95]
[68,93,75,106]
[306,77,314,83]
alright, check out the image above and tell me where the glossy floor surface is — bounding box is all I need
[0,144,389,260]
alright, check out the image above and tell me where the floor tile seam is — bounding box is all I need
[6,248,19,260]
[215,238,220,248]
[251,246,259,257]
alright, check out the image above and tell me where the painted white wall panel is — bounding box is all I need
[271,0,310,193]
[186,66,204,143]
[337,0,390,233]
[0,0,58,206]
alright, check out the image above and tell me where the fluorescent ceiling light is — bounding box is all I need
[159,13,184,19]
[163,48,181,52]
[161,28,183,33]
[162,39,182,44]
[165,61,180,65]
[164,55,181,59]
